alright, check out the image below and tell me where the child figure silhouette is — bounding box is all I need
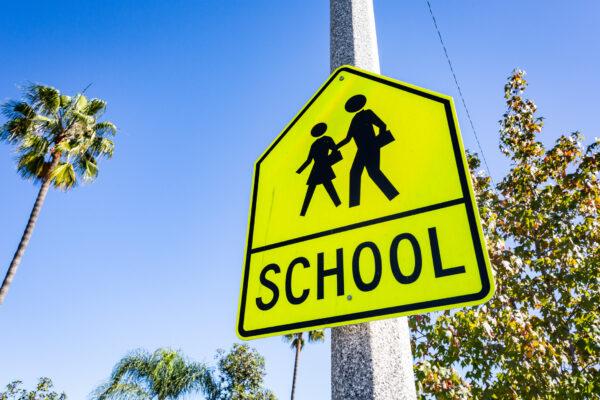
[296,122,342,216]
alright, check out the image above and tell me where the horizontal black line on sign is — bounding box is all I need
[250,197,466,254]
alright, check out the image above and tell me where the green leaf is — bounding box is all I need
[76,154,98,181]
[84,99,107,117]
[28,85,60,115]
[49,162,76,189]
[60,95,71,107]
[19,133,49,154]
[89,137,115,158]
[16,151,46,181]
[74,94,88,110]
[414,68,600,399]
[93,121,117,136]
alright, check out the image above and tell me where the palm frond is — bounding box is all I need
[59,95,71,108]
[308,329,325,343]
[89,137,115,158]
[93,382,152,400]
[282,333,297,343]
[110,349,154,384]
[55,139,74,154]
[92,348,212,400]
[27,84,60,116]
[75,153,98,182]
[93,121,117,136]
[1,117,34,143]
[1,93,63,146]
[37,116,61,139]
[283,333,304,350]
[49,162,76,189]
[68,110,95,127]
[84,99,107,117]
[282,330,324,350]
[90,350,154,400]
[154,357,211,400]
[19,133,50,154]
[16,150,47,181]
[1,100,36,119]
[73,94,88,111]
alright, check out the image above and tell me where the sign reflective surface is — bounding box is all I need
[237,66,494,339]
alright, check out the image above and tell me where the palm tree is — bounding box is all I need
[282,330,325,400]
[92,348,215,400]
[0,84,116,304]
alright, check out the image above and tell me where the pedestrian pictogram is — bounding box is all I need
[297,122,342,216]
[236,65,495,339]
[337,94,399,207]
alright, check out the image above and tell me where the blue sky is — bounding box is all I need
[0,1,598,399]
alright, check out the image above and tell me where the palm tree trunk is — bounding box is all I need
[290,337,302,400]
[0,156,57,304]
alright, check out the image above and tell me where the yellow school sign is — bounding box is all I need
[237,66,494,339]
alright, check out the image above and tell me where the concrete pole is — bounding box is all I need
[330,1,417,399]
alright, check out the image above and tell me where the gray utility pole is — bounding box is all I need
[330,1,417,399]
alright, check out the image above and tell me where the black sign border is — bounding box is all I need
[238,66,492,338]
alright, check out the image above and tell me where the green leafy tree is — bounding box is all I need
[0,377,66,400]
[0,84,116,303]
[411,69,599,399]
[282,330,325,400]
[92,348,212,400]
[208,344,276,400]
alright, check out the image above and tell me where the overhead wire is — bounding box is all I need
[425,0,494,181]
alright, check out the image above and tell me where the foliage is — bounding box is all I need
[0,377,66,400]
[92,348,212,400]
[411,69,599,399]
[282,330,325,351]
[92,346,275,400]
[208,344,276,400]
[1,84,116,189]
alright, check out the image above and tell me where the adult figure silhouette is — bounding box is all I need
[297,122,342,216]
[337,94,399,207]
